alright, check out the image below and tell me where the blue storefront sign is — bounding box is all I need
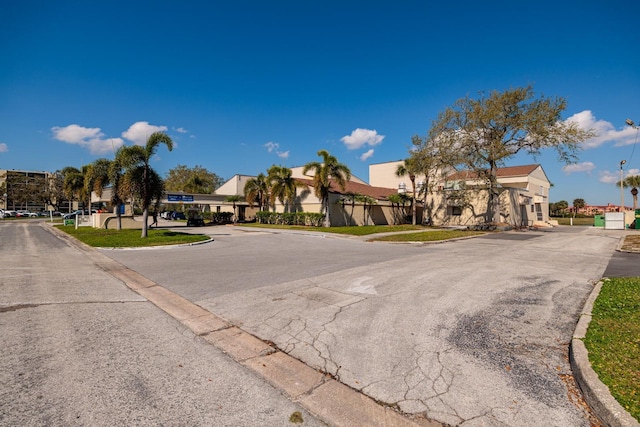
[167,194,194,202]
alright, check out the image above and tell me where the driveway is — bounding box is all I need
[102,225,623,426]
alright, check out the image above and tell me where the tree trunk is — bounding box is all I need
[116,203,122,230]
[141,209,149,238]
[489,162,501,223]
[324,196,330,227]
[410,176,417,225]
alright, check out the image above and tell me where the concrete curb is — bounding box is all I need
[44,222,440,426]
[570,281,640,427]
[97,237,214,250]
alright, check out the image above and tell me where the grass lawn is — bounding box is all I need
[369,229,485,242]
[552,217,596,226]
[240,223,486,242]
[239,223,427,236]
[584,278,640,421]
[56,225,209,248]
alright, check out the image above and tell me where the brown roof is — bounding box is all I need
[447,164,541,180]
[295,178,398,201]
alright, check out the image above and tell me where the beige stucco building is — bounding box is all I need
[368,161,551,227]
[432,165,551,227]
[211,163,552,228]
[88,161,552,229]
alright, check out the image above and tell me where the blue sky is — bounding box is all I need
[1,1,638,206]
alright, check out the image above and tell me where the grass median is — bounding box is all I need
[56,225,209,248]
[239,223,427,236]
[584,277,640,421]
[239,223,486,242]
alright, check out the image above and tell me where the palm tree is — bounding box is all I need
[620,175,640,211]
[108,148,130,230]
[268,165,304,212]
[244,173,270,211]
[224,195,242,223]
[302,150,351,227]
[355,194,376,225]
[116,132,173,237]
[84,158,112,212]
[395,158,420,225]
[62,166,85,213]
[572,198,586,217]
[387,193,411,224]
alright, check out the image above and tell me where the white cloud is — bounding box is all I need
[53,124,102,143]
[598,168,640,184]
[0,143,7,152]
[122,121,168,145]
[599,170,619,184]
[265,141,279,152]
[562,161,595,174]
[265,141,289,158]
[175,127,188,133]
[565,110,639,149]
[360,149,374,161]
[52,124,124,155]
[341,128,385,150]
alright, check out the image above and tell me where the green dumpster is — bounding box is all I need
[635,210,640,229]
[594,215,604,227]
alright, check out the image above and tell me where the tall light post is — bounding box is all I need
[624,118,639,213]
[620,160,627,212]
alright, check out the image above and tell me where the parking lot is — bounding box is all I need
[100,225,623,426]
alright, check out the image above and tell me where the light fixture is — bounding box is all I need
[626,118,635,127]
[620,160,627,213]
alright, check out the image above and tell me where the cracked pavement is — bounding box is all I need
[102,225,622,426]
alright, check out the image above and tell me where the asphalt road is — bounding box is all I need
[0,222,325,427]
[99,224,627,426]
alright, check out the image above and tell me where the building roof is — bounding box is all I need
[295,178,398,200]
[447,164,543,181]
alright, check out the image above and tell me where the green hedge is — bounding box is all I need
[256,211,324,227]
[202,211,233,223]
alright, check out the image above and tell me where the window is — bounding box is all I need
[451,206,462,216]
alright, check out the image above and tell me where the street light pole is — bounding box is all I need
[620,160,627,212]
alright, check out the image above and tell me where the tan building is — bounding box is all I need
[431,165,551,227]
[89,162,552,229]
[369,162,552,228]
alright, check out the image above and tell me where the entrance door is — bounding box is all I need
[535,203,543,221]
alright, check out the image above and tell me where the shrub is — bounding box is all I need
[256,211,324,227]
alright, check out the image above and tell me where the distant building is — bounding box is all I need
[569,203,626,215]
[0,169,57,212]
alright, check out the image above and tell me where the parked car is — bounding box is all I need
[62,210,84,220]
[3,210,17,218]
[171,211,186,220]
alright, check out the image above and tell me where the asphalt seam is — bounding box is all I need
[44,222,438,427]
